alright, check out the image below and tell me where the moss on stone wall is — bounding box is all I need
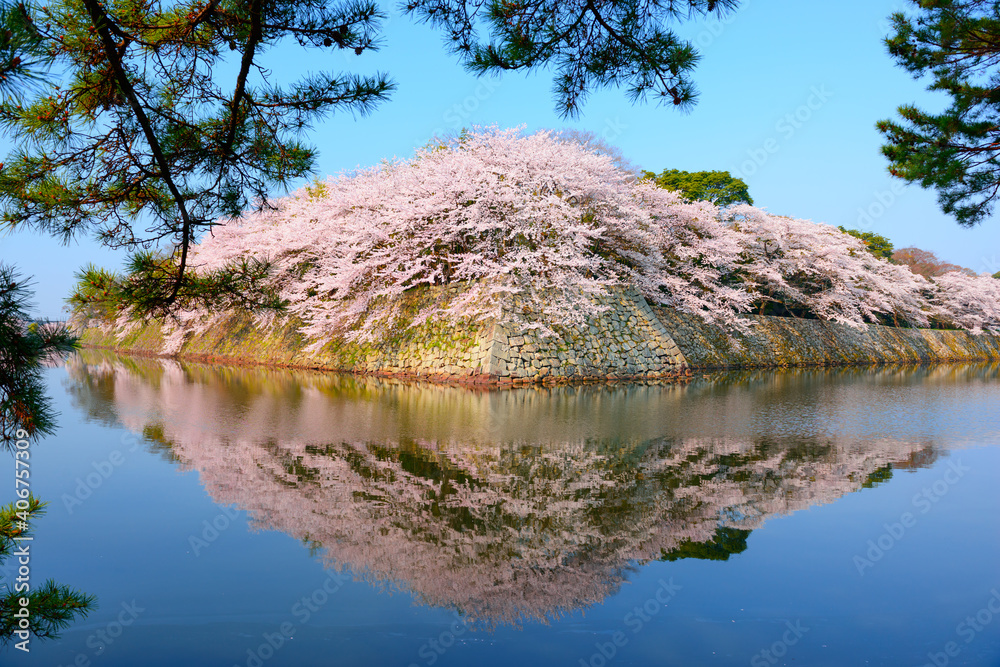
[78,286,1000,382]
[76,285,689,383]
[651,306,1000,369]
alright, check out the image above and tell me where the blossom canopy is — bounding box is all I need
[75,127,1000,343]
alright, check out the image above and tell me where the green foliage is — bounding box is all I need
[861,464,893,488]
[0,264,78,445]
[65,264,123,322]
[660,527,751,562]
[68,252,286,319]
[0,498,95,643]
[878,1,1000,226]
[407,0,740,119]
[0,0,394,312]
[0,0,741,314]
[303,176,329,201]
[0,1,50,96]
[642,168,753,206]
[837,226,895,260]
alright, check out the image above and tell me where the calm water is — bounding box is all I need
[5,351,1000,667]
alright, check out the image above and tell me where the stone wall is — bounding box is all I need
[78,285,689,385]
[652,306,1000,369]
[485,287,687,383]
[79,284,1000,383]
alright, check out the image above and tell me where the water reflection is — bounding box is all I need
[63,352,1000,627]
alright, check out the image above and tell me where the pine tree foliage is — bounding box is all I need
[403,0,740,118]
[0,1,50,95]
[0,0,394,314]
[0,264,78,446]
[878,0,1000,226]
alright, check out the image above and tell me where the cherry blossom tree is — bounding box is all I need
[892,247,977,279]
[72,127,1000,344]
[186,127,756,342]
[726,206,931,328]
[927,271,1000,334]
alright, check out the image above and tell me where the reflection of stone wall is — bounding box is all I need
[654,307,1000,369]
[78,284,1000,383]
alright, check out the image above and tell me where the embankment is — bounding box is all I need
[79,286,1000,383]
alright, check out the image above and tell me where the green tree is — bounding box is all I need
[0,265,78,447]
[0,1,49,94]
[837,226,895,260]
[642,168,753,206]
[0,0,739,315]
[878,1,1000,227]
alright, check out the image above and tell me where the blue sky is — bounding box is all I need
[3,0,999,319]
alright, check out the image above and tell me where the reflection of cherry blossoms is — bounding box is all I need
[63,352,970,626]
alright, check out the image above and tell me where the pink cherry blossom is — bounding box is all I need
[162,127,997,346]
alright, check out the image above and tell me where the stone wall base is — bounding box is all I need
[78,285,1000,383]
[652,306,1000,369]
[78,286,689,385]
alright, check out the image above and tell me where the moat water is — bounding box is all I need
[6,351,1000,666]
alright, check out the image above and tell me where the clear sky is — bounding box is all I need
[3,0,999,319]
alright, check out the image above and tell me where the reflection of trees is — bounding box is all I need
[63,351,978,626]
[1,499,95,646]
